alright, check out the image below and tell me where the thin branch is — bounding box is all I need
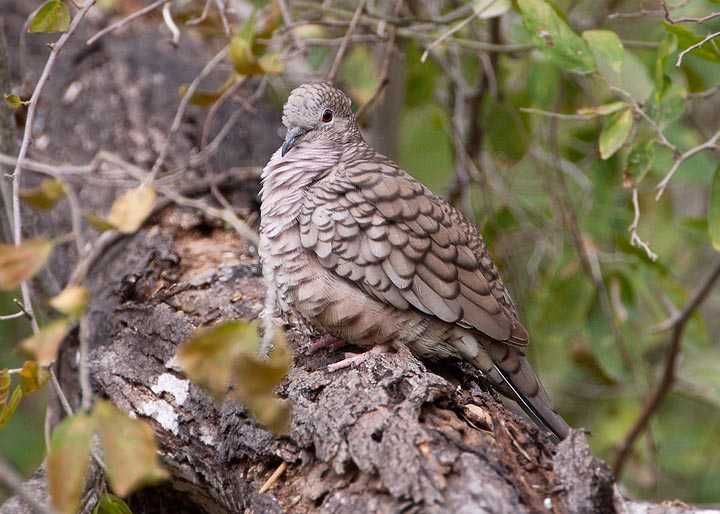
[613,257,720,477]
[662,1,720,24]
[277,0,307,56]
[326,0,366,85]
[162,2,181,47]
[78,316,93,412]
[355,0,404,120]
[11,0,96,335]
[148,45,230,181]
[0,310,25,321]
[0,457,58,514]
[676,30,720,67]
[628,187,658,261]
[185,0,214,27]
[420,7,481,62]
[654,129,720,200]
[86,0,169,46]
[520,107,603,121]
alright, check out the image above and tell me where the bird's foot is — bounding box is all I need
[326,344,391,372]
[307,335,347,355]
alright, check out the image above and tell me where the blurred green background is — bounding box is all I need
[2,0,720,507]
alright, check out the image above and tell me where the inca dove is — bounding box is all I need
[259,82,570,443]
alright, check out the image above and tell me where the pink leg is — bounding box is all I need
[307,335,347,354]
[326,344,392,372]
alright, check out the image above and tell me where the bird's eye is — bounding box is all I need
[322,109,333,123]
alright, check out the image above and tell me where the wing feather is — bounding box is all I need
[298,159,529,347]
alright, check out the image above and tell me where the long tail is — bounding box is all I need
[468,343,570,444]
[491,363,569,444]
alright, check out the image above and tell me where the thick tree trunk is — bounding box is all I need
[0,4,714,514]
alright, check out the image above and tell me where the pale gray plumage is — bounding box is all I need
[259,82,570,443]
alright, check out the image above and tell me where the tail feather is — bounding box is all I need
[491,363,569,444]
[464,343,570,443]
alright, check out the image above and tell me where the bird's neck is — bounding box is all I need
[260,142,343,237]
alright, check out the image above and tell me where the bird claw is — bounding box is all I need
[326,344,391,372]
[307,335,346,355]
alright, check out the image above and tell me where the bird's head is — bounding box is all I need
[280,82,360,157]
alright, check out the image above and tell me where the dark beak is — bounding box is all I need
[281,127,305,157]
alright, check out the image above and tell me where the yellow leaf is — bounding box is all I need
[107,186,156,234]
[17,319,70,366]
[0,369,9,407]
[84,212,116,232]
[176,321,259,401]
[49,286,89,319]
[3,93,29,108]
[19,178,65,209]
[19,361,51,395]
[0,238,54,291]
[0,386,22,430]
[95,401,169,497]
[231,330,291,434]
[48,413,94,514]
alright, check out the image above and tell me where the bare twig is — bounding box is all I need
[258,461,289,494]
[277,0,307,55]
[162,2,181,47]
[420,8,481,62]
[662,1,720,24]
[613,257,720,477]
[520,107,604,121]
[0,457,58,514]
[185,0,214,27]
[355,0,404,120]
[148,45,230,181]
[86,0,169,46]
[326,0,366,85]
[0,310,25,321]
[654,129,720,200]
[628,187,658,261]
[676,30,720,67]
[78,316,93,412]
[11,0,96,334]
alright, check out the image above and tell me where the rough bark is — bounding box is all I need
[0,4,716,514]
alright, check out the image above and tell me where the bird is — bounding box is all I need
[259,81,570,443]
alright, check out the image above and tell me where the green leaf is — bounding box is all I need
[19,361,51,395]
[17,318,70,366]
[624,141,655,186]
[49,285,89,319]
[85,212,116,231]
[19,178,65,209]
[231,330,291,434]
[0,238,54,291]
[474,0,512,18]
[95,400,169,497]
[665,23,720,64]
[29,0,70,33]
[93,494,133,514]
[0,386,22,430]
[709,165,720,250]
[48,413,94,514]
[582,29,624,76]
[179,74,240,108]
[3,93,29,108]
[655,31,678,92]
[653,83,687,128]
[107,186,156,234]
[517,0,596,75]
[176,321,260,400]
[599,108,633,159]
